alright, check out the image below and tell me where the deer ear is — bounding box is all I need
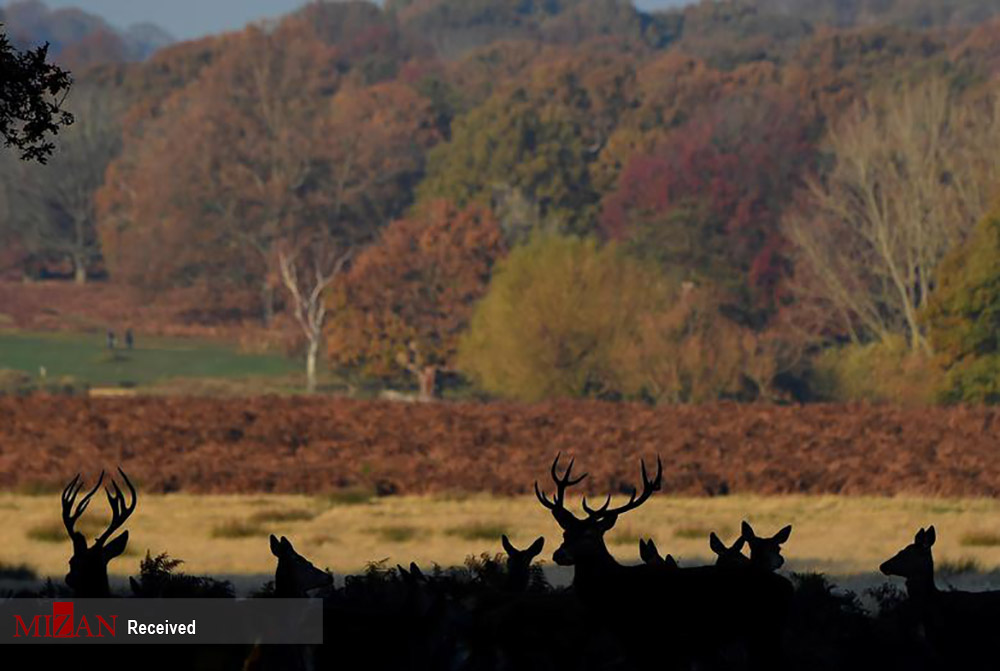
[773,525,792,544]
[925,526,936,547]
[270,535,281,557]
[733,536,746,552]
[914,528,926,545]
[741,521,756,540]
[710,532,726,555]
[103,531,129,560]
[527,536,545,556]
[665,554,678,569]
[501,534,516,556]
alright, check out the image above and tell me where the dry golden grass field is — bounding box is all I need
[3,493,1000,587]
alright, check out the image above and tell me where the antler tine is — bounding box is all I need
[61,473,81,505]
[586,457,662,520]
[534,481,555,510]
[95,467,137,546]
[62,471,104,535]
[582,493,612,518]
[538,453,588,507]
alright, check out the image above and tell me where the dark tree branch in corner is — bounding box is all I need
[0,25,74,163]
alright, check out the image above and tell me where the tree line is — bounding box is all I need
[3,0,1000,402]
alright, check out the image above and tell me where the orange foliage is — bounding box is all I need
[327,200,506,381]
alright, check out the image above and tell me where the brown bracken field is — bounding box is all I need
[1,397,999,497]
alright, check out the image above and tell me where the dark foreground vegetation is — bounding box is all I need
[10,462,1000,670]
[3,396,1000,497]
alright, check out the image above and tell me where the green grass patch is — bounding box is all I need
[960,531,1000,547]
[0,331,298,388]
[210,519,267,539]
[445,523,508,542]
[370,526,422,543]
[249,509,318,524]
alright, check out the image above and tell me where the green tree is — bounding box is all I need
[924,205,1000,402]
[457,234,670,401]
[417,86,599,236]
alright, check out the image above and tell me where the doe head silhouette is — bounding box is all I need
[270,534,332,597]
[741,521,792,571]
[880,526,936,580]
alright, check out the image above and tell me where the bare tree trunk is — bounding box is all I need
[278,246,351,394]
[417,365,438,401]
[72,253,87,285]
[305,338,319,394]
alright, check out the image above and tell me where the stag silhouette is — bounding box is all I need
[536,453,792,670]
[61,467,136,597]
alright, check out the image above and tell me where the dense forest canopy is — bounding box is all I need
[4,0,1000,402]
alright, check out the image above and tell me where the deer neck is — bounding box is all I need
[904,570,938,605]
[80,577,111,598]
[572,545,624,592]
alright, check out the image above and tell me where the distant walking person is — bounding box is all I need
[125,329,134,350]
[106,329,116,350]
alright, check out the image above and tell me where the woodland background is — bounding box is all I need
[4,0,1000,405]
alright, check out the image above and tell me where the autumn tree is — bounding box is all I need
[98,24,341,320]
[601,84,815,316]
[457,234,672,401]
[328,200,505,399]
[0,23,73,162]
[0,76,123,282]
[98,20,437,324]
[418,46,638,236]
[610,284,747,403]
[784,77,1000,352]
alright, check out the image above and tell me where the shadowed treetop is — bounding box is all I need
[0,23,74,162]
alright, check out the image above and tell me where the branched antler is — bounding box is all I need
[62,471,105,544]
[95,467,137,547]
[534,453,587,529]
[582,457,662,520]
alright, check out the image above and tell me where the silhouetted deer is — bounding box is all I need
[639,537,678,568]
[710,532,750,568]
[501,534,545,592]
[269,535,333,597]
[536,454,792,670]
[61,467,136,597]
[742,520,792,571]
[881,526,1000,667]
